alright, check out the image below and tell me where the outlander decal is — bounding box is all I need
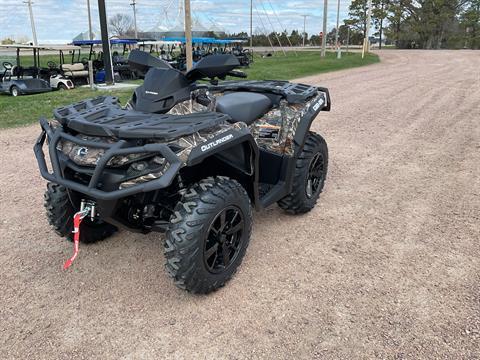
[201,134,234,152]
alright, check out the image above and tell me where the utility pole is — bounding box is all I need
[86,0,93,40]
[301,15,308,47]
[321,0,327,57]
[250,0,253,49]
[184,0,193,70]
[362,0,372,58]
[98,0,114,84]
[130,0,138,39]
[24,0,38,46]
[335,0,341,59]
[346,26,350,53]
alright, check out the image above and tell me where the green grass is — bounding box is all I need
[0,87,133,128]
[245,51,379,80]
[0,51,379,129]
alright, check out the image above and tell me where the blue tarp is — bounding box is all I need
[163,37,247,45]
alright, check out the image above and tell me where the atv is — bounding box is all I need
[34,50,330,294]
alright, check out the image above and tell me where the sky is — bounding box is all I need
[0,0,353,43]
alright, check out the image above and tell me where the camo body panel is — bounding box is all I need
[57,93,322,188]
[249,94,322,156]
[167,121,247,163]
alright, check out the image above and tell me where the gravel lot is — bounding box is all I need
[1,50,479,359]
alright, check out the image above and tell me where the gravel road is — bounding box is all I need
[1,50,479,359]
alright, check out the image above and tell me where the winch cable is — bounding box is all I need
[63,207,91,270]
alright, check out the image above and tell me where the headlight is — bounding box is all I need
[119,156,171,189]
[58,136,148,167]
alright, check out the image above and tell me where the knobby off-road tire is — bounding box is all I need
[278,131,328,214]
[44,182,117,243]
[165,177,252,294]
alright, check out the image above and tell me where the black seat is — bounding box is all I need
[216,92,272,125]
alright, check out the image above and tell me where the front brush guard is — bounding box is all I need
[34,118,182,201]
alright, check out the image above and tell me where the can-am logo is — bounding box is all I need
[312,100,323,112]
[201,134,234,152]
[76,147,88,157]
[145,90,159,95]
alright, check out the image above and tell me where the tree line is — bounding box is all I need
[346,0,480,49]
[226,1,480,50]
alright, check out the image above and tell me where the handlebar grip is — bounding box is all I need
[227,70,248,78]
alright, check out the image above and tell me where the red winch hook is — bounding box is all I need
[63,206,91,270]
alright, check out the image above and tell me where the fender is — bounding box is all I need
[293,89,330,158]
[187,127,261,209]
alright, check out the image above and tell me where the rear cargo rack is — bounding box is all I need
[212,80,320,103]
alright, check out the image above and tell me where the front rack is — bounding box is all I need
[34,119,182,201]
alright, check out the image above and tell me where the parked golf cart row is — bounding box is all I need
[161,37,253,70]
[72,39,140,81]
[0,37,253,97]
[0,40,141,96]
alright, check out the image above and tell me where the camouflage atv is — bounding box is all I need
[34,50,330,294]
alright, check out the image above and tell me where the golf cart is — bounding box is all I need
[72,39,138,81]
[0,44,52,96]
[34,51,331,293]
[0,44,74,96]
[45,44,86,89]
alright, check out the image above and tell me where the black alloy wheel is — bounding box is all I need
[306,152,326,199]
[204,206,245,274]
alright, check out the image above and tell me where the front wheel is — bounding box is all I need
[44,183,117,243]
[164,177,252,294]
[278,132,328,214]
[10,85,19,97]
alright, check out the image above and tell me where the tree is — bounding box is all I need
[385,0,412,47]
[109,13,134,37]
[372,0,389,48]
[339,24,364,45]
[460,0,480,48]
[1,37,15,45]
[347,0,371,38]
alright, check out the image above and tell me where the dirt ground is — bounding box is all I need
[1,50,479,359]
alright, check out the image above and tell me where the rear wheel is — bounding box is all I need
[10,85,19,97]
[44,183,117,243]
[58,83,68,91]
[164,177,252,294]
[278,132,328,214]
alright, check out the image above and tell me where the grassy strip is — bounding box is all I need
[244,51,379,80]
[0,51,379,129]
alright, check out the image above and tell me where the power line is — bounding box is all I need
[130,0,138,39]
[335,0,341,59]
[264,0,297,55]
[253,3,276,53]
[321,0,327,57]
[257,0,286,55]
[86,0,93,40]
[301,15,308,47]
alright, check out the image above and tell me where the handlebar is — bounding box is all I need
[227,70,247,78]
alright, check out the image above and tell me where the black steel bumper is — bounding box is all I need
[33,118,182,201]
